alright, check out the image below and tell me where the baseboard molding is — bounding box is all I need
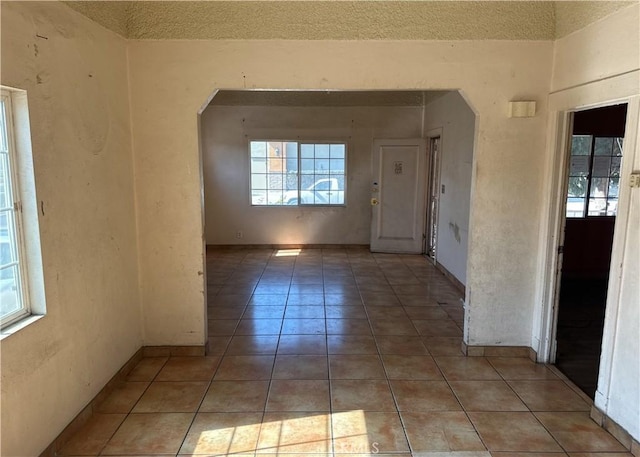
[39,345,205,457]
[435,260,466,295]
[461,341,537,361]
[548,364,638,456]
[207,243,370,250]
[590,404,639,456]
[143,345,205,357]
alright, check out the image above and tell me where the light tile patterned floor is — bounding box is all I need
[60,248,631,456]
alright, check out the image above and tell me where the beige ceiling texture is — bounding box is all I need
[63,1,635,41]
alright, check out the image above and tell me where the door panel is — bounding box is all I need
[371,139,426,253]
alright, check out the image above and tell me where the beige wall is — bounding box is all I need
[545,3,640,441]
[424,91,475,286]
[0,3,142,456]
[202,103,424,245]
[127,39,553,349]
[4,1,638,453]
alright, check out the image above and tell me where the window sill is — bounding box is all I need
[1,314,45,340]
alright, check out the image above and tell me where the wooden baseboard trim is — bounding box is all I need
[462,342,537,361]
[590,404,639,455]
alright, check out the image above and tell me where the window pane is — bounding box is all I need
[300,159,315,174]
[0,153,12,210]
[592,156,611,177]
[608,177,620,198]
[252,190,267,205]
[329,159,344,174]
[251,174,267,189]
[300,174,315,189]
[610,157,621,176]
[590,177,608,198]
[251,157,266,174]
[567,176,587,198]
[301,144,314,159]
[250,141,267,158]
[606,199,618,216]
[330,190,345,205]
[315,159,329,172]
[267,190,284,205]
[613,137,624,156]
[594,137,613,155]
[588,198,607,216]
[566,197,585,218]
[267,157,283,172]
[285,142,298,172]
[314,144,330,159]
[569,155,589,177]
[0,210,17,266]
[0,265,21,318]
[330,144,345,159]
[571,135,592,155]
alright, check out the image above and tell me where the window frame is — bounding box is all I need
[565,134,623,219]
[248,139,348,207]
[0,89,32,328]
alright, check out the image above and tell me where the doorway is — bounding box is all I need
[554,103,627,398]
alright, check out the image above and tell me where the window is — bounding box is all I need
[566,134,623,218]
[1,87,44,332]
[0,91,29,326]
[250,141,346,206]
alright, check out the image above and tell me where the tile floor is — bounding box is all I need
[60,248,632,456]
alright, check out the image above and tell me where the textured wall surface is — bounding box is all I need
[0,2,142,456]
[424,91,475,287]
[127,38,553,349]
[550,3,640,441]
[202,103,425,245]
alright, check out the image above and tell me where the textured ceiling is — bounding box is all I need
[62,1,635,40]
[209,90,450,107]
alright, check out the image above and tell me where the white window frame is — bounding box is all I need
[248,139,347,207]
[1,87,45,334]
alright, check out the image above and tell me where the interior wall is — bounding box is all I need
[202,103,423,245]
[423,91,475,286]
[127,39,553,349]
[546,3,639,441]
[0,3,142,456]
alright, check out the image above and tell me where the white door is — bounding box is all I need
[371,139,426,253]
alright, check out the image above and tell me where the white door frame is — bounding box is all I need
[424,128,443,261]
[534,72,639,409]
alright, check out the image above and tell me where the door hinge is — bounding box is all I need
[557,245,564,254]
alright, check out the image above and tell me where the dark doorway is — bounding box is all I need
[555,103,627,398]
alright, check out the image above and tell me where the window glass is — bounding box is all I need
[566,134,623,219]
[250,141,346,206]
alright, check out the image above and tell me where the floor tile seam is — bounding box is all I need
[94,355,170,457]
[370,322,414,456]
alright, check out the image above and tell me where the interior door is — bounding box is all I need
[553,104,627,398]
[370,139,426,253]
